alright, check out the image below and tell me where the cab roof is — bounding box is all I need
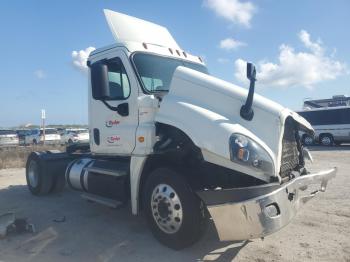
[89,10,205,66]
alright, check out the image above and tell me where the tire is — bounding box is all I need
[26,152,53,195]
[143,168,207,250]
[68,139,73,145]
[302,135,314,146]
[33,139,37,145]
[319,134,333,146]
[45,150,66,193]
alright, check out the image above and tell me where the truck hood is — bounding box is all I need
[156,67,313,181]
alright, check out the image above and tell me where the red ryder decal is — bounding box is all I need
[105,119,120,127]
[107,135,121,143]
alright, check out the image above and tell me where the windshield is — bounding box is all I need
[132,53,208,92]
[17,130,30,135]
[40,129,58,135]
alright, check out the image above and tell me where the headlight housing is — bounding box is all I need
[229,134,275,177]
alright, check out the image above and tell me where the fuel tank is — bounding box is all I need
[65,158,129,202]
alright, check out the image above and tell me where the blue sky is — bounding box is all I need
[0,0,349,127]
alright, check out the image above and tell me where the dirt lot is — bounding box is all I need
[0,147,349,262]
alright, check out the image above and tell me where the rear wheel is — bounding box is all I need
[320,134,333,146]
[143,168,207,250]
[32,139,37,145]
[68,139,73,145]
[26,153,53,195]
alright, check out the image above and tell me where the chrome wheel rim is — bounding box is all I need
[304,136,313,145]
[151,183,183,234]
[28,160,39,187]
[321,137,331,145]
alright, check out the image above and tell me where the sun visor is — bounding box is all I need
[104,9,181,50]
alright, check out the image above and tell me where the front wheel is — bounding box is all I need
[143,168,207,250]
[302,135,314,146]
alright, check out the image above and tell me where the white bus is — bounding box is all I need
[297,106,350,146]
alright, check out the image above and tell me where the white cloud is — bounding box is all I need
[203,0,256,27]
[72,46,96,73]
[219,38,246,50]
[234,30,347,88]
[34,69,46,79]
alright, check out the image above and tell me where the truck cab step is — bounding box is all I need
[81,193,124,209]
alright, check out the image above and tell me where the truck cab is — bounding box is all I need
[25,9,336,249]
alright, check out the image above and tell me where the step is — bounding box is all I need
[84,166,127,177]
[81,193,123,208]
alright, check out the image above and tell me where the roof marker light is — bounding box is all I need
[168,48,173,54]
[176,50,181,56]
[142,43,148,49]
[198,56,203,62]
[182,51,187,58]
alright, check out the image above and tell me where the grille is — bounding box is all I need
[280,118,300,178]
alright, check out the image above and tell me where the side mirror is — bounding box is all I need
[246,62,256,81]
[91,62,110,100]
[240,62,257,121]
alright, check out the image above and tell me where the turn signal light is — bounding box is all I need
[138,136,145,143]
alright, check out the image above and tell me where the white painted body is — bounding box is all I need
[156,67,312,181]
[87,10,314,214]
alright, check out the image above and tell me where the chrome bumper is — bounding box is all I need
[197,168,337,241]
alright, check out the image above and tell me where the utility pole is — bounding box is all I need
[41,109,46,145]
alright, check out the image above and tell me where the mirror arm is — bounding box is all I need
[102,100,118,111]
[101,100,129,117]
[240,62,256,121]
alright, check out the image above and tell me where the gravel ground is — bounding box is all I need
[0,147,349,262]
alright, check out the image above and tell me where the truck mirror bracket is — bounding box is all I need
[101,101,129,117]
[240,62,257,121]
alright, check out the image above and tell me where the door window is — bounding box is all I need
[106,58,131,100]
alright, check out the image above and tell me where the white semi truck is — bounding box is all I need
[25,10,336,249]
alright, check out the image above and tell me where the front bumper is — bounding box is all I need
[197,168,336,241]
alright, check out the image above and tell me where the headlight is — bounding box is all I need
[229,134,275,177]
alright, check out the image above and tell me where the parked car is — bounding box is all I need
[16,129,31,145]
[25,128,61,145]
[39,128,61,144]
[0,130,19,146]
[60,129,89,145]
[25,129,40,145]
[297,106,350,146]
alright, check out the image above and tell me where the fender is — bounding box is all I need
[156,99,277,182]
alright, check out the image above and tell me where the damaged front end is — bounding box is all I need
[197,167,336,241]
[196,116,336,241]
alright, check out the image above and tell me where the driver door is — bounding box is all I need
[89,50,139,155]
